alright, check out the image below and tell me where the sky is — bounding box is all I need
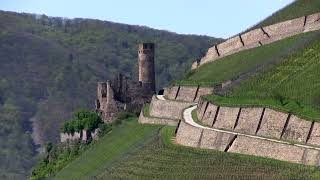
[0,0,295,38]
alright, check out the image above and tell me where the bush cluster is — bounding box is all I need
[62,109,103,134]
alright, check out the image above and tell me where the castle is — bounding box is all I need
[95,43,156,122]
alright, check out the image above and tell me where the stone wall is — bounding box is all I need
[213,107,240,130]
[60,129,99,142]
[199,129,236,151]
[164,86,213,103]
[307,122,320,146]
[175,86,198,102]
[149,96,193,119]
[256,108,289,139]
[60,132,81,143]
[191,12,320,70]
[138,111,178,126]
[228,136,305,164]
[282,115,312,143]
[175,117,320,166]
[176,120,203,147]
[217,36,243,57]
[176,117,320,166]
[235,108,263,134]
[196,98,319,147]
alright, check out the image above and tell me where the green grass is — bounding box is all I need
[178,31,319,87]
[191,109,203,125]
[53,119,161,179]
[252,0,320,29]
[143,103,151,117]
[98,126,320,179]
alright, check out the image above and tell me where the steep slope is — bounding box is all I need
[252,0,320,29]
[204,31,320,120]
[49,2,320,179]
[0,11,221,178]
[54,120,320,179]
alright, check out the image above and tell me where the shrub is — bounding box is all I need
[61,109,103,134]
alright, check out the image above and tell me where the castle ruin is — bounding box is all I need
[95,43,156,122]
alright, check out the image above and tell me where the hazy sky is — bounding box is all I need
[0,0,295,38]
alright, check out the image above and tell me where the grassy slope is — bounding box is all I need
[98,126,320,179]
[252,0,320,29]
[178,31,320,86]
[204,32,320,121]
[53,119,161,179]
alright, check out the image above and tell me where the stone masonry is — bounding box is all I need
[96,43,156,122]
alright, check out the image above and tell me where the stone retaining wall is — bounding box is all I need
[213,107,240,130]
[197,98,319,147]
[256,108,289,139]
[175,119,320,166]
[191,12,320,70]
[282,115,312,143]
[176,120,203,147]
[138,111,178,126]
[228,136,305,164]
[164,86,213,103]
[235,108,263,134]
[200,129,236,151]
[149,96,193,119]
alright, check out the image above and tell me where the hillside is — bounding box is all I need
[178,0,320,121]
[252,0,320,28]
[52,119,319,179]
[0,11,221,179]
[20,0,320,178]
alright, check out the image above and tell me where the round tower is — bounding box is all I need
[138,43,155,94]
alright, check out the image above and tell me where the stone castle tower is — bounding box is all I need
[138,43,156,94]
[96,43,156,122]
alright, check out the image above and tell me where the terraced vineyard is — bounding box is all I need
[178,31,320,87]
[98,126,320,179]
[203,31,320,121]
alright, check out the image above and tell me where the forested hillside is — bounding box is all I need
[0,11,220,178]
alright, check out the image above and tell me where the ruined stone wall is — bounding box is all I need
[96,73,153,122]
[60,129,99,142]
[138,110,178,126]
[149,96,193,119]
[191,12,320,70]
